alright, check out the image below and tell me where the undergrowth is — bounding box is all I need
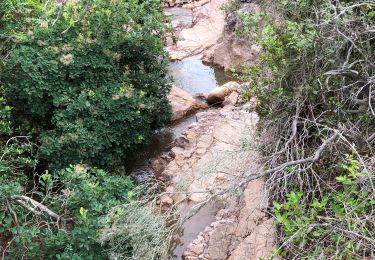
[236,0,375,258]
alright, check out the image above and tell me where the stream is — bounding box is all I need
[127,55,232,182]
[125,54,232,259]
[126,6,234,259]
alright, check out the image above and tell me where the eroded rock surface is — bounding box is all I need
[166,0,228,60]
[165,0,262,71]
[152,104,275,259]
[184,180,275,260]
[155,106,258,202]
[162,2,275,258]
[202,3,262,71]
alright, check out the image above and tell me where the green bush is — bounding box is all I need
[1,165,135,259]
[272,155,375,258]
[0,0,172,257]
[0,0,171,169]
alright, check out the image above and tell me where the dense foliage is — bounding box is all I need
[1,0,171,169]
[0,0,171,258]
[236,0,375,258]
[1,165,135,259]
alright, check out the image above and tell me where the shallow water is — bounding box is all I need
[128,56,232,181]
[168,55,232,95]
[169,203,219,259]
[124,56,233,259]
[126,114,197,183]
[125,23,235,258]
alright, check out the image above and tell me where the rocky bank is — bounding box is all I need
[162,0,276,259]
[155,104,275,259]
[165,0,268,71]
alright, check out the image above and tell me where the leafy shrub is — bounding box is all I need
[0,93,37,209]
[1,165,136,259]
[221,0,241,12]
[0,0,172,258]
[273,155,375,258]
[0,0,171,169]
[236,11,266,38]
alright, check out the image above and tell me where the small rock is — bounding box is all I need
[160,195,174,205]
[174,136,189,148]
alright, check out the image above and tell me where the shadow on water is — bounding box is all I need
[126,56,233,182]
[125,114,197,183]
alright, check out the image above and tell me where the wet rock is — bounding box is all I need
[173,136,189,148]
[184,181,275,260]
[168,85,208,121]
[154,102,274,259]
[156,105,259,204]
[150,158,167,176]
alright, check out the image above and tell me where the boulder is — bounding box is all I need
[166,0,228,60]
[223,91,239,106]
[207,81,240,104]
[201,4,263,71]
[168,85,208,121]
[221,81,240,92]
[207,87,230,104]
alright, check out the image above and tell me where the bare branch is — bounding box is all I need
[11,195,60,220]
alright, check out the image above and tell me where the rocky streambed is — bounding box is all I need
[129,1,276,259]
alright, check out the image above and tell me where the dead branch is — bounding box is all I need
[11,195,60,220]
[324,69,360,79]
[239,131,340,189]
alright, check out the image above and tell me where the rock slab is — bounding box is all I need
[168,85,208,122]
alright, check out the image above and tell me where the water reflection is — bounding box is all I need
[169,203,219,260]
[168,55,233,95]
